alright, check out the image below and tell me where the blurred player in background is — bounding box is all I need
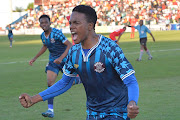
[28,14,73,118]
[128,20,155,61]
[6,24,15,48]
[129,16,137,39]
[19,5,139,120]
[109,27,126,44]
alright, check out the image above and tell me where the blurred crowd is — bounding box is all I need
[12,0,180,30]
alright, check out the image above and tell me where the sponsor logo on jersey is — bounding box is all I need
[94,62,105,73]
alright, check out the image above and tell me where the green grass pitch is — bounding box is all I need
[0,30,180,120]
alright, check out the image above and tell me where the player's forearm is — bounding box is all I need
[127,81,139,104]
[33,45,47,59]
[31,94,43,105]
[128,25,133,27]
[39,74,75,101]
[150,33,155,40]
[117,35,122,41]
[59,41,72,60]
[123,74,139,104]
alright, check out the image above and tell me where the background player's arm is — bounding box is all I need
[29,45,47,66]
[54,40,72,64]
[149,32,155,42]
[127,25,134,28]
[117,33,123,42]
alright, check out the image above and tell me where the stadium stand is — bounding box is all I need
[4,0,180,31]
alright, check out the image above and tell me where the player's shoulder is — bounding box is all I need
[100,35,117,46]
[40,32,45,39]
[100,35,112,43]
[69,44,81,53]
[52,28,62,33]
[100,35,120,51]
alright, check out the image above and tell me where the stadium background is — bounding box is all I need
[0,0,180,35]
[0,0,180,120]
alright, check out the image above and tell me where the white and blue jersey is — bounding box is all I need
[41,28,67,62]
[63,35,135,116]
[134,25,151,38]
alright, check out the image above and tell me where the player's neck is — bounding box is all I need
[81,33,99,49]
[44,28,52,37]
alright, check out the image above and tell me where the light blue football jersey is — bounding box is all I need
[41,28,67,62]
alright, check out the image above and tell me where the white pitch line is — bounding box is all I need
[0,59,49,65]
[125,48,180,55]
[0,48,180,65]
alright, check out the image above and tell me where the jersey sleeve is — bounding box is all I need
[107,41,135,80]
[62,47,78,77]
[56,30,68,43]
[134,25,138,30]
[145,26,151,33]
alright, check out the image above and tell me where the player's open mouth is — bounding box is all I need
[42,27,47,30]
[71,32,78,41]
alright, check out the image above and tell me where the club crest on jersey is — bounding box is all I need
[51,38,55,43]
[94,62,105,73]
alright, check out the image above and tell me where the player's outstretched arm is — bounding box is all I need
[19,74,75,108]
[29,45,47,66]
[127,25,134,27]
[19,93,43,108]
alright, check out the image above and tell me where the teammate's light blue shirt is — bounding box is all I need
[63,35,135,113]
[41,28,67,62]
[6,27,15,37]
[134,25,151,38]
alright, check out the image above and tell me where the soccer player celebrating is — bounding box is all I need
[19,5,139,120]
[109,27,126,44]
[6,24,15,48]
[128,20,155,61]
[28,15,73,118]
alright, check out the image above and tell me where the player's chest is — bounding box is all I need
[73,50,111,74]
[42,37,57,46]
[139,27,146,33]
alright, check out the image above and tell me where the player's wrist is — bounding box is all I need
[31,94,43,105]
[128,100,137,105]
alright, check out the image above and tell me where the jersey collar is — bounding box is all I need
[81,35,102,62]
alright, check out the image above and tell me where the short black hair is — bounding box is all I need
[39,14,50,22]
[72,5,97,28]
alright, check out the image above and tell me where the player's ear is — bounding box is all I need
[88,22,94,31]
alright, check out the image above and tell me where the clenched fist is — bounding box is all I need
[19,93,43,108]
[127,101,139,119]
[19,93,34,108]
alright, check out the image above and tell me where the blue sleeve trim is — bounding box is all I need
[39,74,75,101]
[123,74,139,104]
